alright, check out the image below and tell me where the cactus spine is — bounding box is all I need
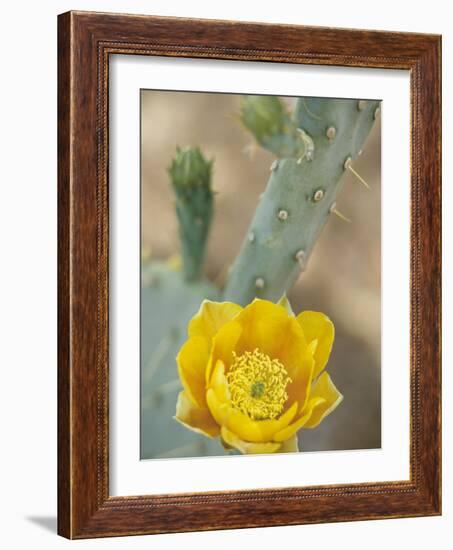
[168,146,214,281]
[223,97,380,305]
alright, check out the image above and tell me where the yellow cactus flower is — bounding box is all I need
[174,298,343,454]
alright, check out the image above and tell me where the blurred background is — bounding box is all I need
[141,90,381,454]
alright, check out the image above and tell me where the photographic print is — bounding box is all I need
[140,91,381,460]
[58,13,441,537]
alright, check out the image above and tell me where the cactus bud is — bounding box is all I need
[168,147,214,281]
[239,96,306,159]
[169,146,213,190]
[240,96,287,143]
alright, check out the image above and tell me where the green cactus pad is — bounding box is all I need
[141,260,223,459]
[224,96,380,305]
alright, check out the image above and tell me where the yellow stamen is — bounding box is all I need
[227,349,291,420]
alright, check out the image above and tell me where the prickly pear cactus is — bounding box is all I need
[224,97,380,305]
[141,147,223,459]
[141,98,379,458]
[141,260,223,458]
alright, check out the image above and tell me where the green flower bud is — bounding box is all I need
[239,96,306,159]
[168,146,213,190]
[240,95,288,144]
[167,146,214,282]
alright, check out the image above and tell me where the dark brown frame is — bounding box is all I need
[58,10,441,539]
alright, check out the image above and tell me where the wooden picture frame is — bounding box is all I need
[58,10,441,539]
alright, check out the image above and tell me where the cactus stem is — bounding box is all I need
[168,146,214,281]
[330,202,351,223]
[313,189,325,202]
[154,378,182,396]
[224,96,380,305]
[142,272,159,288]
[143,334,174,384]
[344,157,371,189]
[326,126,337,140]
[278,209,289,221]
[301,98,323,120]
[154,441,205,459]
[255,277,265,289]
[358,99,368,111]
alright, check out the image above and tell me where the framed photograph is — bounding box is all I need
[58,11,441,538]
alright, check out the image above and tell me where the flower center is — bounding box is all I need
[227,349,291,421]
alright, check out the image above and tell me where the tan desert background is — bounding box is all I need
[141,90,381,452]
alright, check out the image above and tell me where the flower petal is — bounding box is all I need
[220,426,281,454]
[174,391,220,437]
[189,300,242,344]
[234,300,312,384]
[225,401,298,443]
[273,397,325,442]
[208,359,231,403]
[303,372,343,428]
[206,320,242,383]
[281,325,315,413]
[297,311,334,378]
[277,317,310,379]
[234,299,293,358]
[206,387,230,426]
[176,335,209,407]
